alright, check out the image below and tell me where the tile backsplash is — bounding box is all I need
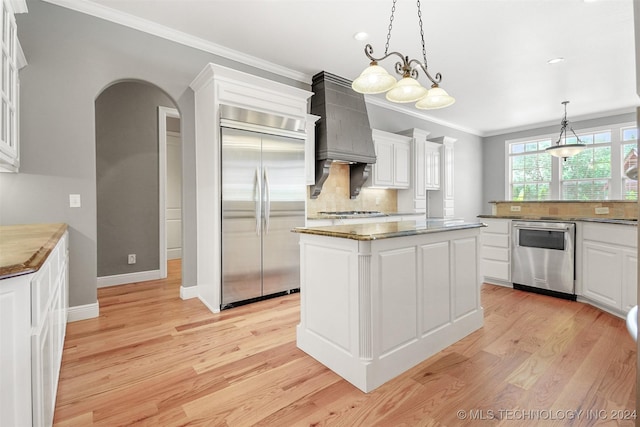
[490,200,638,219]
[307,163,397,215]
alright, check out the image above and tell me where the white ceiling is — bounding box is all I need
[50,0,638,136]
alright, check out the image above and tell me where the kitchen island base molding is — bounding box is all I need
[295,227,484,393]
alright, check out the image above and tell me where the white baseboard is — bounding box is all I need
[198,295,221,314]
[97,270,162,288]
[67,302,99,322]
[167,249,182,259]
[180,285,198,300]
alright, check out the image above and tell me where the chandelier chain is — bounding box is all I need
[417,0,428,66]
[384,0,397,56]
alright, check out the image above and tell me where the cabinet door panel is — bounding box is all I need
[483,260,510,281]
[622,251,637,313]
[582,241,622,308]
[373,139,394,187]
[394,141,410,188]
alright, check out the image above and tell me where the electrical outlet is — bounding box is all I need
[510,206,521,212]
[595,207,609,215]
[128,254,136,264]
[69,194,81,208]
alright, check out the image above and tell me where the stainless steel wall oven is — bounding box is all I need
[511,221,577,300]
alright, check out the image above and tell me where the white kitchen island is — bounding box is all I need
[293,219,486,393]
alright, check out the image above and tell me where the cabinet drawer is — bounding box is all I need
[482,246,509,262]
[482,233,510,248]
[582,222,637,248]
[482,259,510,281]
[482,219,510,234]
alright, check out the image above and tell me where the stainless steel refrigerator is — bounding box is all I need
[220,120,306,308]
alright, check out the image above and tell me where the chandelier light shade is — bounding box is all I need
[352,63,397,94]
[385,76,428,103]
[351,0,454,110]
[415,85,456,109]
[545,101,586,160]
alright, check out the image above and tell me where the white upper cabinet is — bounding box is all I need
[0,0,25,173]
[428,136,456,218]
[370,129,411,189]
[396,128,431,212]
[396,129,455,216]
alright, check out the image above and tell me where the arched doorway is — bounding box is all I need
[95,80,181,287]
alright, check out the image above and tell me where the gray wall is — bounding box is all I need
[481,112,637,215]
[0,0,306,307]
[96,81,175,277]
[366,103,485,221]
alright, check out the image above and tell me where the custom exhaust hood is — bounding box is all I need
[309,71,376,199]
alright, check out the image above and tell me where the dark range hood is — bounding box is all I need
[309,71,376,199]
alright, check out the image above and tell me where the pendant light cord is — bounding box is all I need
[417,0,428,68]
[384,0,397,56]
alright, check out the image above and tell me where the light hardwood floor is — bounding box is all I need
[54,259,637,426]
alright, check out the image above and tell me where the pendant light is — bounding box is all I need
[545,101,586,160]
[351,0,455,110]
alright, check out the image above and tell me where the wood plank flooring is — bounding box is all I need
[54,259,637,426]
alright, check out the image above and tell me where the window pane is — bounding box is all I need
[623,128,638,142]
[512,184,524,201]
[512,155,524,169]
[594,132,611,143]
[525,142,538,152]
[512,169,524,183]
[538,140,552,150]
[565,136,577,144]
[580,134,594,144]
[511,143,524,154]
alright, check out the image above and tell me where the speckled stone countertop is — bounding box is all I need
[478,215,637,226]
[307,212,423,220]
[0,223,68,279]
[293,219,486,241]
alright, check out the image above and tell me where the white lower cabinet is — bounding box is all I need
[582,241,623,308]
[480,218,511,285]
[477,218,637,318]
[581,222,637,315]
[0,230,68,427]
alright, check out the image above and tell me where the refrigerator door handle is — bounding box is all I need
[255,166,262,236]
[264,167,271,234]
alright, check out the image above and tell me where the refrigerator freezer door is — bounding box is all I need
[221,128,263,305]
[261,134,306,296]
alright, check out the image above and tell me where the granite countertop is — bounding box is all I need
[294,219,486,241]
[307,212,425,220]
[488,200,637,204]
[478,214,637,226]
[0,223,68,279]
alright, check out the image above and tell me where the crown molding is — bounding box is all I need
[10,0,27,13]
[483,106,638,138]
[364,95,483,137]
[42,0,312,84]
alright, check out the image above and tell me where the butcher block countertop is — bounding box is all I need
[0,223,68,279]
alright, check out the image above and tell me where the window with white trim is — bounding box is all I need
[560,131,611,200]
[622,127,638,200]
[509,139,552,200]
[506,122,637,201]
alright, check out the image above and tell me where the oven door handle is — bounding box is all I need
[513,225,572,232]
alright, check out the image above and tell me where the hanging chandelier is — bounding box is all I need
[351,0,455,110]
[545,101,586,160]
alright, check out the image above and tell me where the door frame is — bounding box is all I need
[158,106,180,279]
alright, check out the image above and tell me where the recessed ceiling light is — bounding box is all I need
[353,32,369,41]
[547,57,565,65]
